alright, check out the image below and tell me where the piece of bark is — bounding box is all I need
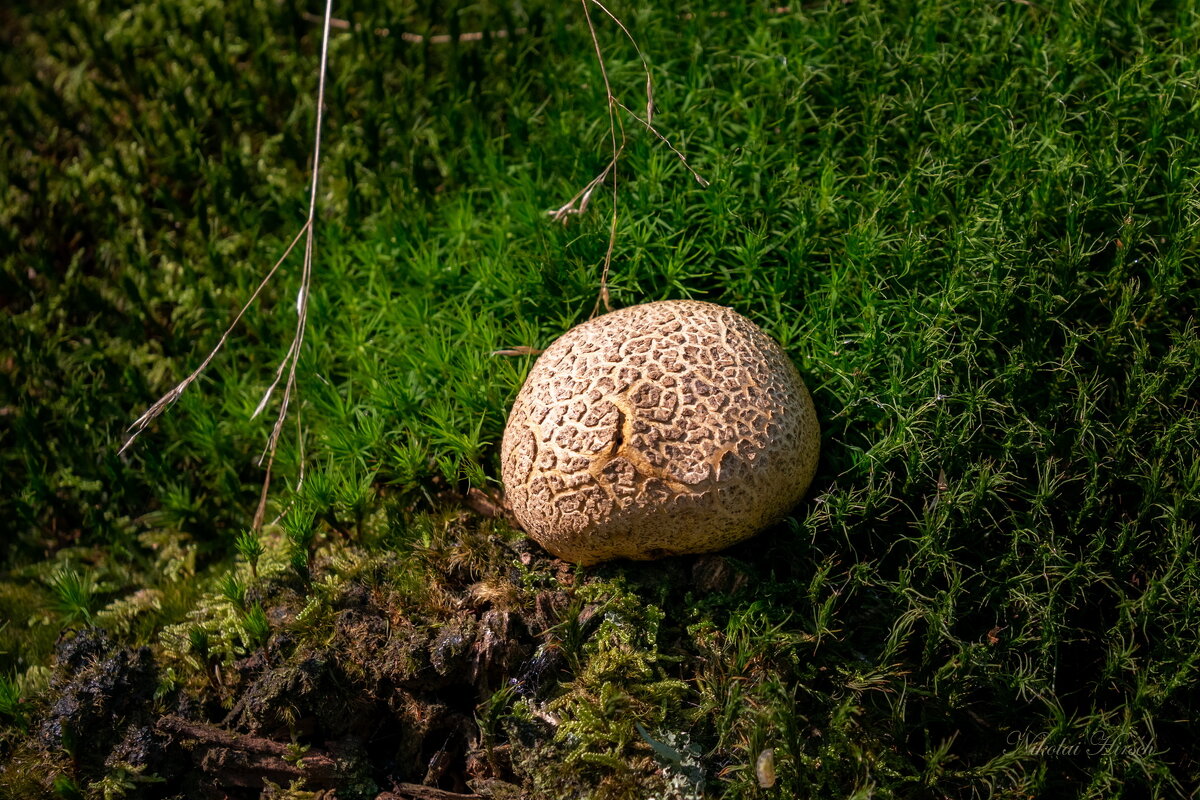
[157,715,338,788]
[378,785,483,799]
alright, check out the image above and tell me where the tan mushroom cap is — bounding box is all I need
[500,299,819,565]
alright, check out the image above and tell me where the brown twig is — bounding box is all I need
[463,487,507,519]
[490,346,545,357]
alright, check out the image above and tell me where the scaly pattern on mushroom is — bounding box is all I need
[501,300,819,565]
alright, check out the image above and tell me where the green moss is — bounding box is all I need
[2,0,1200,796]
[0,583,59,676]
[508,578,690,798]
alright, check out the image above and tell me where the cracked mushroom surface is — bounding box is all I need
[500,299,820,565]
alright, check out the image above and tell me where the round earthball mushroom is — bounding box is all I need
[500,299,819,565]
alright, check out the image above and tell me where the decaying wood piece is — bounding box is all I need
[158,717,496,797]
[379,783,483,799]
[156,715,338,789]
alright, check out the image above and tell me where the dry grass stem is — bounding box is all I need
[490,346,546,356]
[252,0,335,530]
[263,407,306,530]
[119,222,310,456]
[582,0,621,316]
[588,0,654,123]
[548,155,620,223]
[549,0,708,318]
[122,0,336,534]
[614,99,709,187]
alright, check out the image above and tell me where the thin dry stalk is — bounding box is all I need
[123,0,336,533]
[589,0,654,124]
[250,0,334,530]
[585,0,621,317]
[614,99,709,188]
[119,223,309,457]
[548,0,708,318]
